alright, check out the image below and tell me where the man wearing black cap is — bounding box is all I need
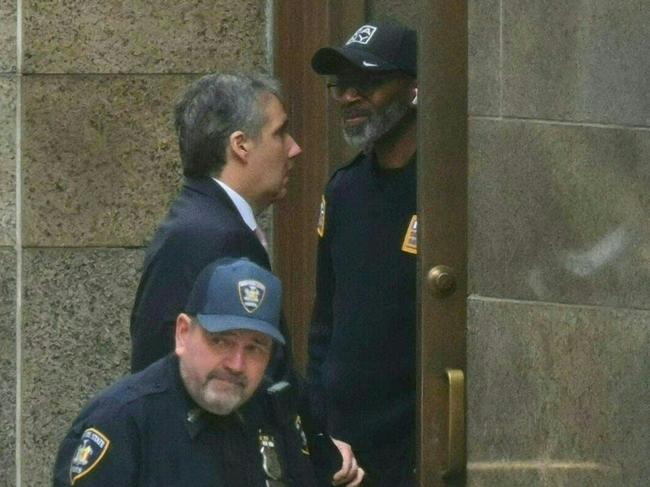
[54,258,352,486]
[308,22,418,486]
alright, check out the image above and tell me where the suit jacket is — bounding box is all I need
[129,176,339,482]
[130,176,272,372]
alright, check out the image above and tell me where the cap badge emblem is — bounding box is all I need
[346,25,377,45]
[238,279,266,313]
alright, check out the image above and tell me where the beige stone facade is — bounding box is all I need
[2,1,649,486]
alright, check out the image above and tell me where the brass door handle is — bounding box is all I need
[443,368,465,478]
[427,265,457,296]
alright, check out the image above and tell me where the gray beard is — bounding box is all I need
[342,99,411,152]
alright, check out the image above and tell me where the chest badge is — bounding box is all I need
[259,432,283,481]
[294,415,310,455]
[69,428,111,485]
[317,195,326,238]
[401,215,418,255]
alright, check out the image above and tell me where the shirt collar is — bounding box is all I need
[214,178,257,231]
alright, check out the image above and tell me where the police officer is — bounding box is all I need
[54,258,321,486]
[308,22,418,487]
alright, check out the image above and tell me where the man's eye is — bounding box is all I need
[248,344,270,356]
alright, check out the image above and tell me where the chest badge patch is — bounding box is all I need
[69,428,110,485]
[294,415,310,455]
[259,432,283,481]
[401,215,418,255]
[238,280,266,313]
[317,195,326,238]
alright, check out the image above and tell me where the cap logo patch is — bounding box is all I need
[69,428,110,485]
[346,25,377,45]
[238,279,266,313]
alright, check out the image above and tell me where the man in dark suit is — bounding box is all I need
[130,72,301,373]
[130,72,363,486]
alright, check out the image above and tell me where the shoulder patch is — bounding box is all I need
[317,196,326,238]
[69,428,111,485]
[401,215,418,254]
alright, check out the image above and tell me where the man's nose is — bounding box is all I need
[337,86,362,103]
[222,347,246,373]
[288,135,302,158]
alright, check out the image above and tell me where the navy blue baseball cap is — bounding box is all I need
[312,22,417,77]
[185,258,285,345]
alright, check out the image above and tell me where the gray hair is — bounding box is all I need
[174,72,282,177]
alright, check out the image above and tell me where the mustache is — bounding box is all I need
[342,107,371,119]
[206,370,247,389]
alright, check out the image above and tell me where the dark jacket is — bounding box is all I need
[129,176,340,480]
[307,152,417,452]
[130,176,271,372]
[53,355,319,486]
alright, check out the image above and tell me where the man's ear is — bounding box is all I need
[410,80,418,107]
[229,130,251,161]
[175,313,192,356]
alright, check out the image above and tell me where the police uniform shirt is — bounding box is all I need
[53,355,316,486]
[308,151,417,453]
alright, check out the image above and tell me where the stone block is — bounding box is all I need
[469,118,650,309]
[22,75,193,247]
[467,297,649,486]
[367,0,418,29]
[0,1,16,73]
[21,248,143,486]
[22,0,267,73]
[0,76,16,246]
[502,0,650,126]
[0,250,16,487]
[468,468,620,487]
[468,0,500,115]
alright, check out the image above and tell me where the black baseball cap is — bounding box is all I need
[185,258,285,344]
[312,22,417,77]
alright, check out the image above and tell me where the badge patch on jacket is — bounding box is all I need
[259,432,283,481]
[317,196,326,238]
[294,415,310,455]
[69,428,110,485]
[238,280,266,313]
[401,215,418,254]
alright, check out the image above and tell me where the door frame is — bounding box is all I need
[417,1,468,485]
[274,3,469,485]
[273,0,365,372]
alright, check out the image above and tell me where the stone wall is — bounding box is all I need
[467,1,650,485]
[3,1,649,486]
[1,2,269,485]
